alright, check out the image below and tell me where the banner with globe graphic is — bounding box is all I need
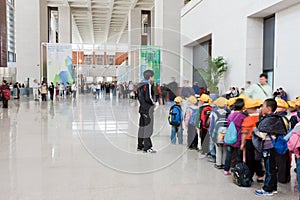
[47,44,73,85]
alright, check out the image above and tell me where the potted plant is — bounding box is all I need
[195,56,228,98]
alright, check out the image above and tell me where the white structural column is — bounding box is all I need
[58,6,72,43]
[154,0,183,85]
[15,0,42,83]
[128,8,142,83]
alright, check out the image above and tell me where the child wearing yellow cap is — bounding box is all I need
[169,96,183,144]
[241,98,264,182]
[185,96,199,150]
[195,94,213,154]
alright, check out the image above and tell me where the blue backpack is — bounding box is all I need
[189,108,198,126]
[168,105,182,126]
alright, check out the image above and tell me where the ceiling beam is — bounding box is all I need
[104,0,115,42]
[87,0,95,44]
[116,0,139,44]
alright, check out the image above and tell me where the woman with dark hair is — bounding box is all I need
[224,98,247,175]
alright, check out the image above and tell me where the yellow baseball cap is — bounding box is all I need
[174,96,183,103]
[245,98,262,109]
[187,96,197,105]
[276,99,289,109]
[238,94,248,100]
[287,99,297,108]
[227,97,237,107]
[295,99,300,106]
[198,94,211,103]
[213,97,228,107]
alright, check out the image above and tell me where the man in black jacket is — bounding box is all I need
[137,70,156,153]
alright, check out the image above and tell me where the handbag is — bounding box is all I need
[224,113,240,145]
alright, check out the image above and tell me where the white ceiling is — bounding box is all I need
[47,0,154,44]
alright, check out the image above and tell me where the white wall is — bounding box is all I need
[181,0,300,97]
[15,0,41,83]
[275,3,300,99]
[154,0,183,85]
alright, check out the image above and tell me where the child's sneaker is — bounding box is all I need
[224,171,230,175]
[257,176,264,183]
[255,189,274,196]
[144,148,157,153]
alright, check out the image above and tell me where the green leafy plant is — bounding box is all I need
[195,56,228,94]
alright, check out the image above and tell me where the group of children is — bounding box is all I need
[168,93,300,197]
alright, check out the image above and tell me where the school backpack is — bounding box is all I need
[189,108,198,126]
[197,105,212,129]
[211,110,228,144]
[232,163,252,187]
[288,131,300,152]
[168,105,182,127]
[224,114,241,145]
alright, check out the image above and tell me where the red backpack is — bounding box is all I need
[199,105,212,130]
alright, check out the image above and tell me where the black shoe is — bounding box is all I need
[214,164,223,169]
[137,147,143,151]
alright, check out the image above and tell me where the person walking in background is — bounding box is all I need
[72,82,77,99]
[160,83,168,105]
[244,73,272,100]
[48,82,54,101]
[137,70,156,153]
[167,77,178,105]
[0,80,10,108]
[41,82,48,101]
[192,81,200,97]
[32,79,39,101]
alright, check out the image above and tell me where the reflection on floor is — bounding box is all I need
[0,93,298,200]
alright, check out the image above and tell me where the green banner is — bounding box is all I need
[140,46,160,84]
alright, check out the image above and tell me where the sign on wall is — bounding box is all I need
[140,46,160,84]
[47,44,73,85]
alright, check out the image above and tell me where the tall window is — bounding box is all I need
[48,7,58,43]
[263,15,275,88]
[7,0,15,62]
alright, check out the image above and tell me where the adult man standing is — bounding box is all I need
[137,70,156,153]
[244,73,272,100]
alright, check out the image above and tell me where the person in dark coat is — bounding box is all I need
[48,82,55,101]
[255,98,287,196]
[137,70,156,153]
[167,77,178,105]
[0,80,10,108]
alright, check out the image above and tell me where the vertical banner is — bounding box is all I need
[47,44,73,85]
[140,46,160,84]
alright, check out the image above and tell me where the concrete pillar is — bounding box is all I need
[15,0,41,82]
[128,9,142,83]
[154,0,183,86]
[58,6,72,43]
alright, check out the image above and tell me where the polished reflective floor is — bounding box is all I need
[0,93,298,200]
